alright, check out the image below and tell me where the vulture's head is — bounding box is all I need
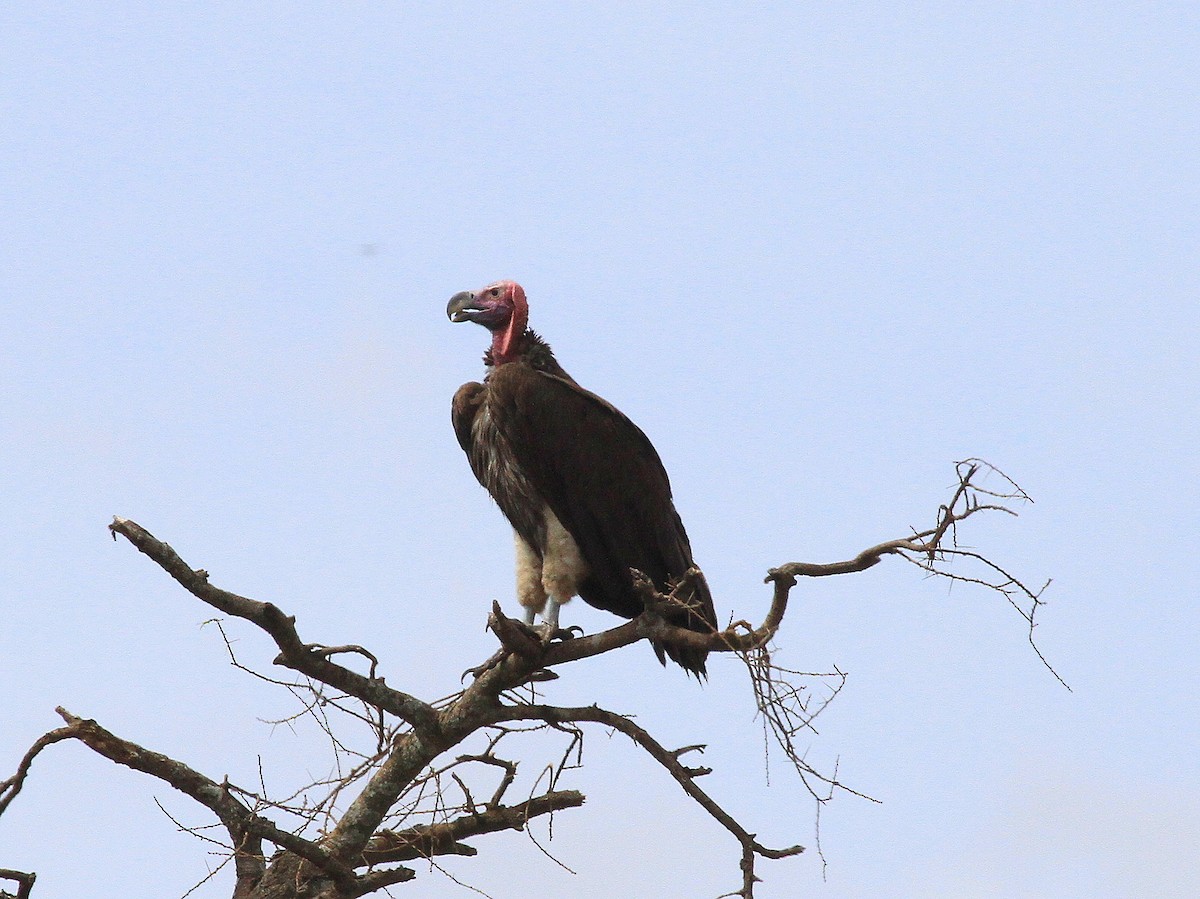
[446,280,527,330]
[447,280,529,363]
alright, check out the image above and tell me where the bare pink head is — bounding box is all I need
[446,280,529,364]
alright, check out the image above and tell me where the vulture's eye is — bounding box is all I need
[490,287,500,298]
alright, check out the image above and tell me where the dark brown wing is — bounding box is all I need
[452,379,547,553]
[451,381,486,455]
[485,361,717,674]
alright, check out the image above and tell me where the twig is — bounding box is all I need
[0,728,76,818]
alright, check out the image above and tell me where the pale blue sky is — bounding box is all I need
[3,4,1197,898]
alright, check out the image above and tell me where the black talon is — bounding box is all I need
[462,648,510,680]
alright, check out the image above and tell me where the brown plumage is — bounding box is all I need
[447,280,718,676]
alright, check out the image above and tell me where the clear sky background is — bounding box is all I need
[3,4,1197,898]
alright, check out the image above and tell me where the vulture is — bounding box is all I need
[447,280,718,677]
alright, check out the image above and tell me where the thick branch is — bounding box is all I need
[348,865,416,895]
[50,708,251,830]
[108,517,440,732]
[523,459,1044,675]
[102,523,549,874]
[360,789,585,866]
[0,870,36,899]
[50,708,361,891]
[505,569,793,668]
[496,467,1000,668]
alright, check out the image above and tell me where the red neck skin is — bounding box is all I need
[490,297,528,365]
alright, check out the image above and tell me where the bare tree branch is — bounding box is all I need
[0,727,75,818]
[536,458,1066,686]
[360,789,584,866]
[5,458,1052,898]
[58,707,361,895]
[108,517,441,732]
[498,704,803,898]
[0,869,36,899]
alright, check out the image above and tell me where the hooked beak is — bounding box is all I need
[447,290,481,323]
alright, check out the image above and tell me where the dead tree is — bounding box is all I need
[0,459,1059,898]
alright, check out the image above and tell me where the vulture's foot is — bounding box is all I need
[507,617,578,645]
[537,623,583,643]
[533,597,580,643]
[461,647,561,682]
[465,604,583,680]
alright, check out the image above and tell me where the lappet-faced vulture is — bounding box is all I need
[448,280,718,676]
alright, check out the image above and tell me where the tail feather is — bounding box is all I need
[652,569,718,679]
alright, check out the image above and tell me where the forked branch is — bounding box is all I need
[0,869,36,899]
[360,789,584,866]
[498,459,1058,685]
[499,704,803,898]
[108,517,440,731]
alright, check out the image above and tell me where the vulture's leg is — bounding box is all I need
[535,597,581,642]
[539,512,584,642]
[540,597,561,638]
[515,532,548,629]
